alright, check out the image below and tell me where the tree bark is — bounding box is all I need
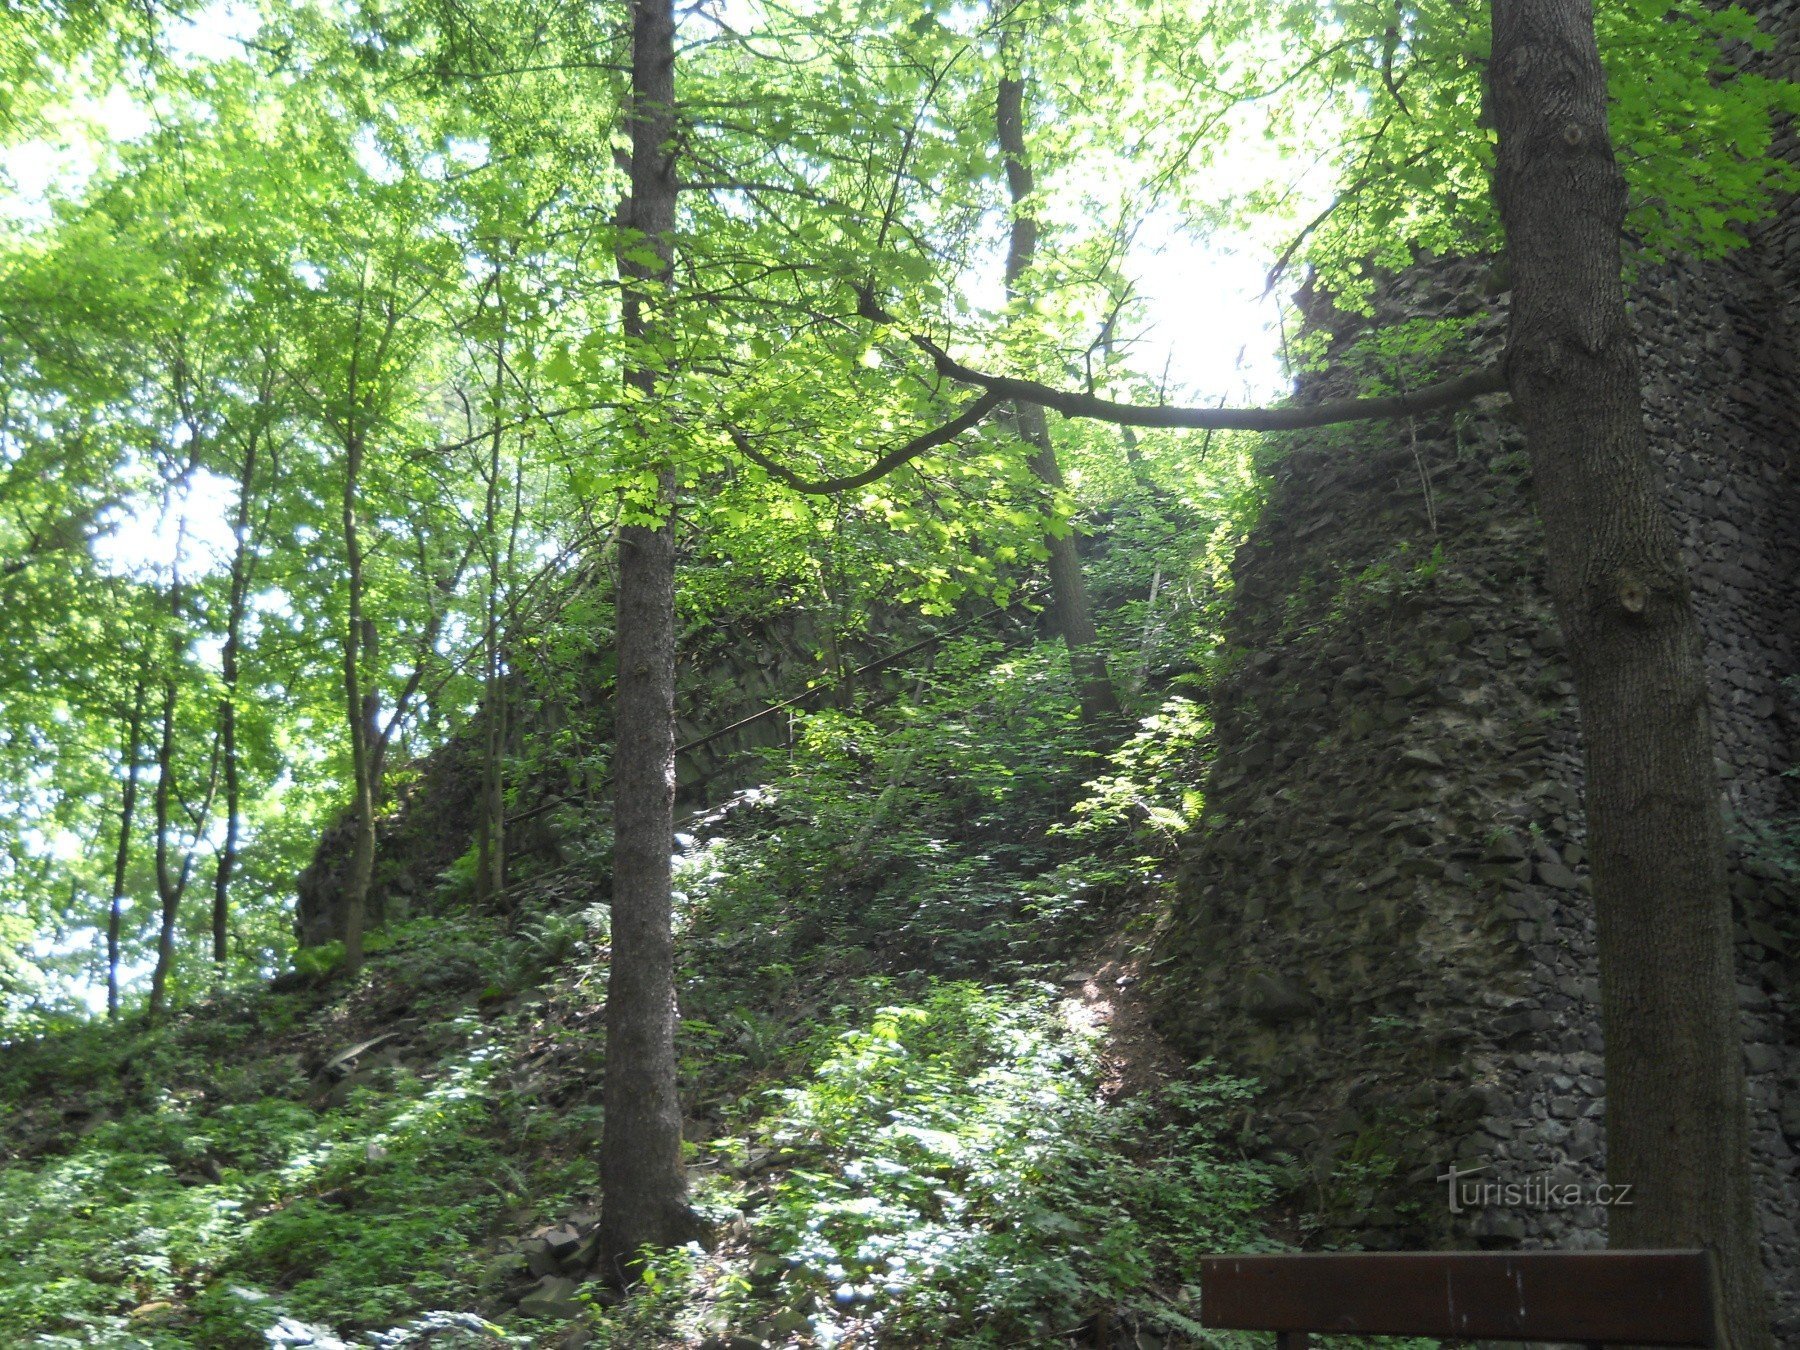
[146,676,182,1020]
[597,0,699,1279]
[339,457,376,978]
[339,287,378,980]
[1488,2,1769,1342]
[995,61,1119,728]
[478,325,508,906]
[213,427,258,973]
[106,678,148,1019]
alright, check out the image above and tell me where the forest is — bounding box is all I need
[1,0,1797,1346]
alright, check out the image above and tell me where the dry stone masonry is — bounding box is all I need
[1149,6,1799,1335]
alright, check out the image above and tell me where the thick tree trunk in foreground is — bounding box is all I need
[995,64,1118,727]
[599,512,693,1275]
[1489,2,1768,1342]
[597,0,698,1279]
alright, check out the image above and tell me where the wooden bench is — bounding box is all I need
[1197,1250,1718,1347]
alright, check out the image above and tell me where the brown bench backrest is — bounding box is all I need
[1198,1250,1716,1346]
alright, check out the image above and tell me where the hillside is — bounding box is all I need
[4,0,1796,1344]
[0,595,1297,1348]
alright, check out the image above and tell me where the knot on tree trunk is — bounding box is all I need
[1616,572,1648,617]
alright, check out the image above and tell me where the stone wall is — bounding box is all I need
[1147,8,1800,1335]
[293,591,998,945]
[293,596,853,944]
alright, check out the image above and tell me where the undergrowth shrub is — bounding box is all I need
[744,981,1275,1347]
[1061,694,1212,871]
[0,1013,586,1348]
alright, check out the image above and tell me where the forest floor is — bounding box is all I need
[1066,951,1186,1106]
[0,646,1416,1349]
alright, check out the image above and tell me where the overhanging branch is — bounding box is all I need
[856,289,1510,431]
[729,390,1007,494]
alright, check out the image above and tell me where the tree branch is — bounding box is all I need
[855,290,1508,431]
[729,390,1006,493]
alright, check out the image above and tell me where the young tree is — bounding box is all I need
[475,327,510,908]
[104,677,148,1018]
[332,273,387,981]
[210,361,277,974]
[993,31,1118,727]
[6,6,1783,1325]
[147,539,222,1021]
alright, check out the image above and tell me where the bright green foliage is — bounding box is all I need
[1064,696,1214,863]
[7,0,1790,1020]
[754,986,1274,1346]
[0,0,191,129]
[0,7,624,1010]
[0,0,1793,1340]
[0,505,1530,1348]
[0,926,602,1346]
[0,643,1175,1345]
[1300,0,1800,309]
[673,637,1098,985]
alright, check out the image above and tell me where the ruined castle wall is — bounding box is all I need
[1149,8,1800,1334]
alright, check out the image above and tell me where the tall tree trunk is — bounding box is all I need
[339,289,377,980]
[478,326,508,906]
[106,678,148,1019]
[1488,2,1768,1342]
[340,563,377,979]
[147,534,200,1023]
[213,431,258,973]
[146,676,182,1020]
[212,692,238,971]
[597,0,698,1278]
[994,56,1119,727]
